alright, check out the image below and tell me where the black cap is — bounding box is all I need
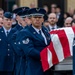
[17,7,30,18]
[12,7,29,14]
[28,8,46,16]
[4,12,12,19]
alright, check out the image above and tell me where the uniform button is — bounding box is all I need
[18,42,21,44]
[8,54,10,56]
[8,44,10,46]
[14,42,16,44]
[1,31,3,33]
[0,39,1,41]
[8,49,10,51]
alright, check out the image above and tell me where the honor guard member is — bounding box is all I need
[12,7,22,28]
[12,7,30,37]
[0,12,15,75]
[12,7,29,29]
[15,8,51,75]
[12,7,30,42]
[17,8,31,26]
[12,7,30,75]
[16,7,31,75]
[12,7,29,28]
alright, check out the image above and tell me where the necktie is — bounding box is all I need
[39,30,47,45]
[39,30,44,38]
[6,31,9,36]
[39,30,42,36]
[39,30,45,39]
[52,27,55,30]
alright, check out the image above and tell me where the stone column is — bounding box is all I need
[67,0,75,12]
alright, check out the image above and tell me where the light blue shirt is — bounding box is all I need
[3,26,11,36]
[32,25,47,45]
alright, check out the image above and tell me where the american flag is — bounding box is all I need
[40,27,75,71]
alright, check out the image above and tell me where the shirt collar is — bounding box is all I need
[18,23,22,27]
[32,25,42,34]
[49,24,57,29]
[3,26,11,33]
[18,23,25,28]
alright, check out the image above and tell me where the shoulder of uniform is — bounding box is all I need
[20,28,29,36]
[42,25,48,32]
[0,27,3,32]
[16,28,30,44]
[11,27,17,31]
[12,27,17,32]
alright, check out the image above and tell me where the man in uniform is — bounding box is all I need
[12,7,29,28]
[15,8,51,75]
[12,7,30,29]
[0,12,15,75]
[12,7,30,75]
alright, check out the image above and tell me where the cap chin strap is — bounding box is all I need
[30,14,44,16]
[20,15,28,18]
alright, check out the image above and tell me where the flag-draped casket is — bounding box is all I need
[40,27,75,71]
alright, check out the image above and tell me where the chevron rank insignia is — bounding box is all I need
[22,38,29,44]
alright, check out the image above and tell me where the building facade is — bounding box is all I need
[0,0,75,12]
[18,0,75,12]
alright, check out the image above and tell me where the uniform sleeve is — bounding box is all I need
[11,32,24,56]
[20,36,40,60]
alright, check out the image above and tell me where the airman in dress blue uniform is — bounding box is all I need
[12,7,30,30]
[12,7,30,28]
[0,12,16,75]
[15,8,51,75]
[12,7,30,75]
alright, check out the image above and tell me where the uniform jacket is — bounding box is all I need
[0,27,15,71]
[16,25,51,75]
[12,25,28,75]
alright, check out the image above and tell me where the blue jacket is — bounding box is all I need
[16,25,51,75]
[12,24,23,32]
[12,25,28,75]
[0,27,15,71]
[12,24,23,75]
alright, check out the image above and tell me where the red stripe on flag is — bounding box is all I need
[40,27,74,71]
[56,30,71,58]
[40,47,49,71]
[40,41,59,71]
[49,42,59,65]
